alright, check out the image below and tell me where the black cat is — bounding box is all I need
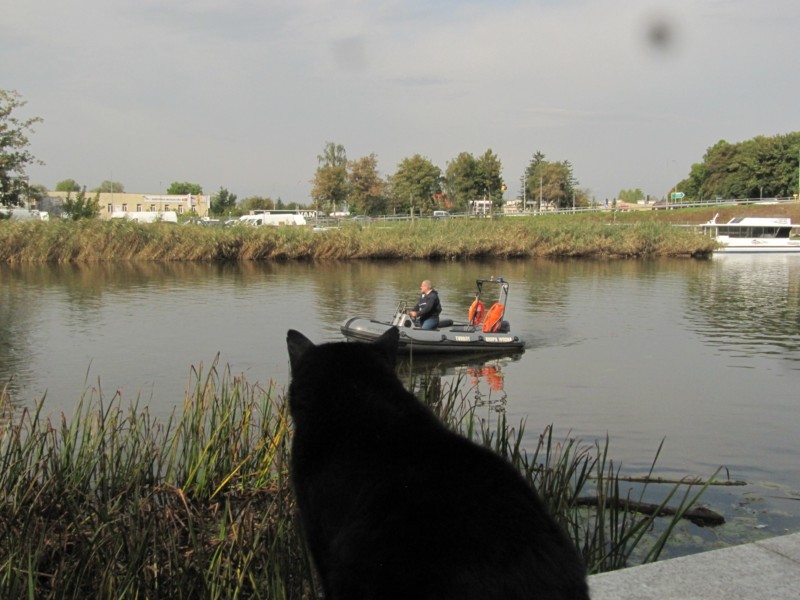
[287,328,590,600]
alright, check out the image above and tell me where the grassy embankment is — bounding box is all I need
[0,211,733,263]
[0,366,714,598]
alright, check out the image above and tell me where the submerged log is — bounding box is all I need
[575,496,725,527]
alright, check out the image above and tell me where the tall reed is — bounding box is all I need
[0,361,313,599]
[0,364,714,598]
[0,217,716,264]
[412,371,716,573]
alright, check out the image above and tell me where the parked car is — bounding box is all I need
[433,210,450,219]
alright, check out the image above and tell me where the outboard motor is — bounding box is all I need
[391,301,415,328]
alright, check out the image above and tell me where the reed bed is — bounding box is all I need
[0,365,714,598]
[0,217,716,264]
[0,364,312,599]
[419,372,716,573]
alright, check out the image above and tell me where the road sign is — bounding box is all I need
[670,192,685,200]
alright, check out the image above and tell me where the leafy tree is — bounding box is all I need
[55,179,81,192]
[475,149,504,207]
[167,181,203,195]
[62,187,100,220]
[211,186,237,215]
[680,132,800,201]
[0,89,43,206]
[389,154,442,214]
[618,188,645,203]
[28,183,48,207]
[348,154,387,215]
[524,152,579,209]
[240,196,275,212]
[92,180,124,193]
[311,141,349,213]
[444,149,505,212]
[679,163,706,200]
[444,152,479,211]
[522,151,547,203]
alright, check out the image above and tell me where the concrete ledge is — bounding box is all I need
[589,532,800,599]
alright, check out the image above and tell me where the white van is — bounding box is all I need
[433,210,450,219]
[238,212,306,226]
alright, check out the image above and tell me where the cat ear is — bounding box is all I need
[375,327,400,369]
[287,330,316,373]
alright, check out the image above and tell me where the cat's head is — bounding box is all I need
[286,327,400,380]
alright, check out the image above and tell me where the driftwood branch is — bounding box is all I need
[602,475,747,487]
[575,496,725,527]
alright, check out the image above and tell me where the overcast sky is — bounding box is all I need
[3,0,798,204]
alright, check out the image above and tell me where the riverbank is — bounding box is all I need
[0,212,721,263]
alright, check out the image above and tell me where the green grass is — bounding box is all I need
[1,364,717,598]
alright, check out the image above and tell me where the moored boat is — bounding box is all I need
[340,278,526,354]
[702,214,800,253]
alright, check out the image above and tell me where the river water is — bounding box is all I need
[2,256,799,554]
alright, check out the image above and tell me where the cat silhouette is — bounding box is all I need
[287,328,589,600]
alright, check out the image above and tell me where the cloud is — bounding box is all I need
[2,0,799,201]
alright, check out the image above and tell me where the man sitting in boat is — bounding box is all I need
[408,280,442,330]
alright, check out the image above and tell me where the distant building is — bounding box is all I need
[46,192,211,219]
[503,199,523,214]
[469,199,493,216]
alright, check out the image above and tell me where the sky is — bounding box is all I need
[2,0,799,204]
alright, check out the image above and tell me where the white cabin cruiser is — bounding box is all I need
[702,215,800,253]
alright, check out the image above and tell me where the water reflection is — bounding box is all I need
[3,257,800,553]
[685,254,800,361]
[398,351,523,416]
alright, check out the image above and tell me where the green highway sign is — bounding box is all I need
[670,192,685,200]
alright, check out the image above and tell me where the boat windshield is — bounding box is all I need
[727,226,789,239]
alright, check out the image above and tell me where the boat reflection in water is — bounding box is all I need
[397,350,524,416]
[687,253,800,358]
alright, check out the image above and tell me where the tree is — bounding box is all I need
[27,183,48,208]
[0,89,43,206]
[681,132,800,201]
[524,152,580,209]
[62,187,100,220]
[348,154,387,215]
[522,151,546,204]
[311,142,349,213]
[211,186,237,215]
[444,149,505,212]
[55,179,81,192]
[240,196,275,212]
[167,181,203,195]
[444,152,479,211]
[92,180,124,193]
[618,188,645,203]
[388,155,442,214]
[475,149,504,207]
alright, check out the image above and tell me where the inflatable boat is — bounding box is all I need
[340,278,526,354]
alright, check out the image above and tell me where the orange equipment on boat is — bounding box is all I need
[468,299,485,326]
[482,303,505,333]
